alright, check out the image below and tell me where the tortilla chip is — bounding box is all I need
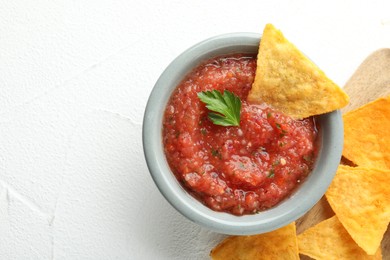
[298,215,382,259]
[343,96,390,170]
[210,222,299,260]
[325,165,390,255]
[247,24,349,119]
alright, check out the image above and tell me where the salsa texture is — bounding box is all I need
[163,54,318,215]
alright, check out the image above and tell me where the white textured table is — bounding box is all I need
[0,1,389,259]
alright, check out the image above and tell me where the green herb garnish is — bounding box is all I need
[267,169,275,178]
[211,148,222,159]
[303,154,313,163]
[272,160,280,166]
[197,90,241,127]
[279,141,286,147]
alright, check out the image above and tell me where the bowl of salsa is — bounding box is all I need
[143,33,343,235]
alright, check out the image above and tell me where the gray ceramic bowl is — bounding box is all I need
[143,33,343,235]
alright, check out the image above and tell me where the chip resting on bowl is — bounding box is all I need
[343,96,390,170]
[210,222,299,260]
[298,215,382,259]
[325,165,390,255]
[247,24,349,119]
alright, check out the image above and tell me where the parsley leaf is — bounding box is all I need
[197,90,241,126]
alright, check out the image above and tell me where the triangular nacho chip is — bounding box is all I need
[298,215,382,259]
[248,24,349,119]
[325,165,390,255]
[343,96,390,170]
[210,222,299,260]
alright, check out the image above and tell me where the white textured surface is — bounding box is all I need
[0,0,389,259]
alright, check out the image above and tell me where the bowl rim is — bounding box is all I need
[143,32,344,235]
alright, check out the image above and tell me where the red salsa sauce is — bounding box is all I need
[163,54,319,215]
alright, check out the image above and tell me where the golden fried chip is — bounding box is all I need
[343,96,390,170]
[325,165,390,255]
[298,215,382,259]
[247,24,349,119]
[210,222,299,260]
